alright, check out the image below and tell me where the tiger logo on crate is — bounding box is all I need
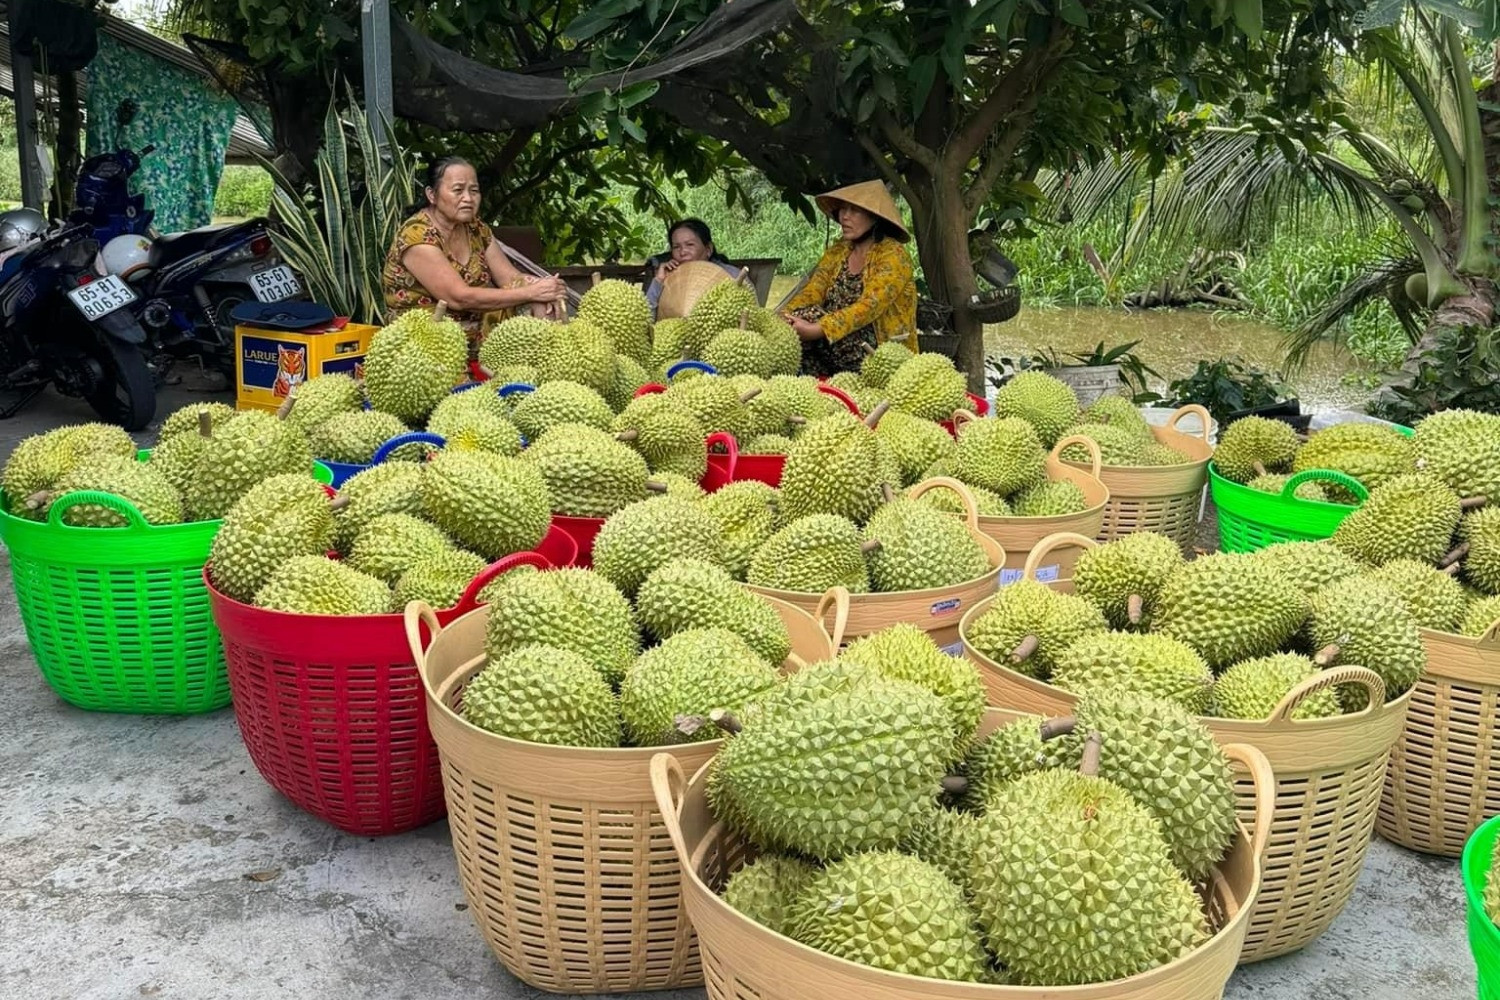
[272,344,307,398]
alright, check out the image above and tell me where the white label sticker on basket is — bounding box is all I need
[1034,563,1061,583]
[939,641,965,657]
[930,597,962,616]
[998,568,1024,586]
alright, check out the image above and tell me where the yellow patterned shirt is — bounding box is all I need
[785,237,919,351]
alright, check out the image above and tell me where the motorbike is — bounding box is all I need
[0,221,157,430]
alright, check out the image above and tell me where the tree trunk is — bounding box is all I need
[52,70,82,217]
[910,174,986,393]
[1372,278,1498,410]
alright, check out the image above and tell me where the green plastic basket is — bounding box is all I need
[1464,814,1500,999]
[1209,466,1370,553]
[0,453,335,714]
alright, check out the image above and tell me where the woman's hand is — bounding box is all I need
[525,275,569,305]
[653,259,680,284]
[784,314,824,342]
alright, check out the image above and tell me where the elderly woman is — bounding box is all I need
[382,156,567,353]
[644,218,740,313]
[782,180,918,377]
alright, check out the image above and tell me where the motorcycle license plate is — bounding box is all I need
[250,265,301,303]
[67,275,137,320]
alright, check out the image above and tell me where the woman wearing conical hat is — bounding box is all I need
[781,180,919,377]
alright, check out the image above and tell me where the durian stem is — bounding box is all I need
[865,401,891,429]
[1314,643,1341,667]
[673,714,707,738]
[23,490,51,510]
[615,429,640,442]
[1127,594,1144,625]
[735,267,751,286]
[276,394,297,420]
[738,388,763,404]
[708,708,743,734]
[787,415,807,425]
[1440,542,1471,569]
[1443,561,1463,577]
[880,483,895,504]
[739,309,749,330]
[1462,496,1489,511]
[197,409,214,437]
[1079,731,1103,777]
[941,775,969,796]
[329,495,352,512]
[1039,717,1077,741]
[1009,634,1040,664]
[1252,461,1268,477]
[861,341,876,356]
[590,271,602,287]
[645,481,669,494]
[860,538,883,555]
[433,300,449,321]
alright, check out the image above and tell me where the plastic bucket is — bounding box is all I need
[1465,814,1500,999]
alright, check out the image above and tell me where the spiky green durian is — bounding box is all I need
[309,409,409,465]
[462,644,621,747]
[1306,577,1423,704]
[591,494,726,597]
[1413,408,1500,500]
[619,628,780,745]
[1150,552,1310,669]
[840,623,985,756]
[1071,532,1184,629]
[963,580,1108,678]
[1293,421,1415,500]
[992,371,1081,447]
[1248,539,1366,597]
[285,374,365,434]
[747,513,871,594]
[253,555,392,615]
[637,558,791,664]
[1049,632,1213,713]
[699,479,780,580]
[209,475,335,601]
[885,353,968,422]
[421,449,551,559]
[861,493,991,592]
[1213,415,1300,483]
[576,278,652,365]
[1361,559,1471,632]
[1332,472,1462,567]
[483,567,640,686]
[1212,653,1343,721]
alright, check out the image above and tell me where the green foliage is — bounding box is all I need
[1160,356,1294,426]
[213,165,273,219]
[988,340,1161,402]
[1369,326,1500,422]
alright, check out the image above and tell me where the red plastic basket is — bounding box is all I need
[703,431,784,491]
[552,514,605,567]
[206,529,574,835]
[940,392,991,437]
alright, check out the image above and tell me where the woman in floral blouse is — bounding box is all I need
[782,180,919,377]
[382,157,568,354]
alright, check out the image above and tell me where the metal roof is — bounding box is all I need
[0,6,272,164]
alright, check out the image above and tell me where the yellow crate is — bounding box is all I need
[235,322,377,413]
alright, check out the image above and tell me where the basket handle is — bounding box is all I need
[1051,433,1103,478]
[908,476,980,531]
[633,382,666,398]
[449,380,485,395]
[1023,531,1098,580]
[1167,404,1214,442]
[496,382,535,398]
[668,360,717,379]
[1281,469,1368,503]
[1268,664,1386,725]
[372,432,446,465]
[950,409,976,433]
[1220,742,1276,860]
[45,490,152,530]
[814,381,860,414]
[814,586,851,649]
[1478,618,1500,648]
[649,752,692,863]
[705,431,738,479]
[403,600,444,678]
[451,550,555,614]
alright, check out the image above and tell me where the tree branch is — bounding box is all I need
[963,79,1051,214]
[875,110,940,174]
[951,20,1071,161]
[503,138,608,201]
[858,133,920,209]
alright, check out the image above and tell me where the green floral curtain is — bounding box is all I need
[84,34,240,233]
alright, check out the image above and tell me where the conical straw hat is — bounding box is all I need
[656,259,737,319]
[814,179,910,242]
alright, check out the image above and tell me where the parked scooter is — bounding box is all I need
[0,210,158,430]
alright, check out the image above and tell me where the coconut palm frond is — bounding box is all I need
[1282,251,1423,368]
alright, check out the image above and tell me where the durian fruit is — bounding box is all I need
[637,558,791,664]
[536,319,617,396]
[1462,507,1500,595]
[309,409,409,465]
[1293,421,1415,500]
[209,475,335,601]
[1463,595,1500,638]
[183,407,314,521]
[649,472,705,500]
[823,370,868,404]
[839,623,985,756]
[462,644,621,748]
[478,315,553,376]
[1081,395,1152,439]
[1413,408,1500,500]
[648,318,691,379]
[426,389,524,456]
[619,628,780,745]
[605,354,651,412]
[1248,473,1330,502]
[684,279,758,357]
[954,417,1047,495]
[1011,479,1089,517]
[763,374,846,422]
[364,303,468,424]
[1,422,139,519]
[1248,539,1366,597]
[523,423,652,518]
[1150,552,1310,670]
[156,401,236,442]
[663,375,756,439]
[285,374,365,434]
[705,678,953,859]
[885,353,968,422]
[148,412,218,504]
[786,852,989,982]
[722,855,819,936]
[510,380,614,442]
[391,547,487,610]
[911,481,1012,517]
[747,514,872,594]
[963,580,1108,678]
[731,375,797,439]
[1049,632,1213,713]
[778,410,886,524]
[704,324,775,379]
[859,339,915,389]
[1362,559,1471,632]
[1332,472,1462,567]
[861,491,991,592]
[900,806,985,893]
[956,714,1053,810]
[871,409,956,486]
[421,449,551,560]
[1306,577,1423,704]
[330,461,424,554]
[591,494,726,597]
[1213,415,1301,483]
[1138,442,1193,466]
[1071,531,1184,629]
[252,555,391,615]
[739,659,883,724]
[745,309,803,377]
[970,766,1209,986]
[347,512,456,584]
[743,434,792,456]
[611,394,708,480]
[699,480,780,580]
[992,371,1081,448]
[576,278,652,365]
[1057,423,1148,466]
[1212,653,1343,721]
[483,567,640,686]
[43,454,182,526]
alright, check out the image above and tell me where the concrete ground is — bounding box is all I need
[0,382,1476,1000]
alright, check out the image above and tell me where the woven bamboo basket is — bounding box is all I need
[1379,616,1500,857]
[647,708,1275,1000]
[963,589,1409,963]
[405,591,834,994]
[744,477,1005,652]
[1060,404,1213,551]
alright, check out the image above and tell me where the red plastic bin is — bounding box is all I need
[206,530,574,836]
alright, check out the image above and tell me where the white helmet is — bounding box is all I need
[100,234,153,279]
[0,208,46,253]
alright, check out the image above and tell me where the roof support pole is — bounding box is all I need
[8,0,47,209]
[361,0,393,157]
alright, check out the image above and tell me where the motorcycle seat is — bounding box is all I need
[148,224,243,269]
